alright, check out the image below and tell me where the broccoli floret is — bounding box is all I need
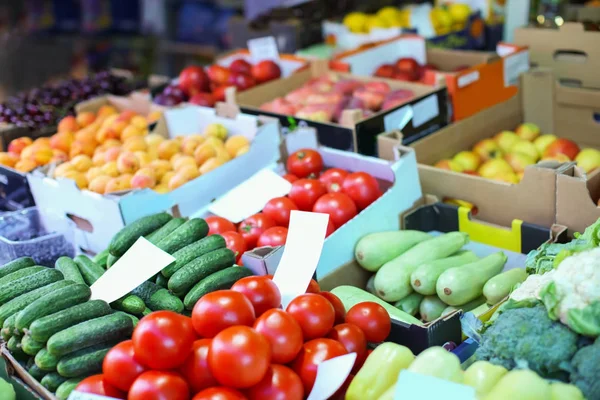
[569,337,600,400]
[474,305,579,380]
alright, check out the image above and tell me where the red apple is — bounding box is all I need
[543,138,581,160]
[227,72,256,91]
[423,63,439,71]
[396,57,421,80]
[333,80,363,96]
[392,70,418,82]
[374,64,397,79]
[178,66,209,95]
[206,65,231,86]
[251,60,282,84]
[362,81,391,94]
[189,92,215,107]
[229,59,252,75]
[212,86,231,102]
[353,87,385,111]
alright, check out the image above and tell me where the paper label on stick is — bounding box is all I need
[272,211,329,308]
[394,370,477,400]
[412,94,440,128]
[384,105,413,133]
[285,127,319,155]
[69,391,120,400]
[90,237,175,304]
[248,36,280,63]
[164,107,202,136]
[503,50,530,87]
[307,353,357,400]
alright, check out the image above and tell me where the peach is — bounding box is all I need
[100,161,120,177]
[131,168,157,189]
[134,151,153,167]
[123,136,147,152]
[70,141,96,158]
[181,135,205,156]
[97,105,118,118]
[117,110,137,123]
[108,120,128,138]
[161,171,177,185]
[31,147,54,166]
[50,151,69,164]
[157,140,180,160]
[58,116,79,133]
[14,159,37,173]
[194,143,217,166]
[214,147,232,162]
[177,164,200,181]
[117,152,140,174]
[86,167,103,182]
[130,116,148,130]
[0,152,19,167]
[21,145,35,161]
[173,136,184,147]
[236,145,250,157]
[203,123,228,140]
[172,155,197,171]
[70,154,93,172]
[88,175,112,194]
[199,157,225,174]
[153,184,169,194]
[168,173,189,191]
[101,115,119,129]
[74,130,98,147]
[150,160,172,181]
[100,139,122,150]
[92,151,106,166]
[225,135,250,158]
[8,137,33,155]
[105,177,125,194]
[34,137,51,148]
[49,132,74,153]
[62,170,88,189]
[147,110,162,123]
[96,126,121,143]
[145,133,165,148]
[76,111,96,128]
[204,137,225,150]
[54,162,75,178]
[121,125,145,142]
[103,147,121,163]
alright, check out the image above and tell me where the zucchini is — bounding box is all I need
[108,212,173,257]
[169,248,235,294]
[0,266,46,286]
[21,334,44,356]
[0,257,35,279]
[132,281,183,313]
[441,296,487,317]
[411,251,479,296]
[47,313,134,357]
[111,295,145,315]
[35,348,60,371]
[56,378,84,400]
[73,255,105,286]
[28,363,48,381]
[115,311,139,327]
[146,217,187,244]
[161,234,226,278]
[92,249,110,268]
[419,296,447,322]
[57,342,114,378]
[0,280,73,326]
[106,254,119,269]
[184,266,253,310]
[55,257,85,284]
[483,268,527,305]
[41,372,68,392]
[394,292,424,317]
[16,283,91,331]
[0,268,64,305]
[156,218,209,254]
[155,273,168,288]
[355,231,433,272]
[29,299,112,343]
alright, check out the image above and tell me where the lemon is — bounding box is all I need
[377,7,400,26]
[365,15,389,32]
[448,3,471,23]
[397,9,411,28]
[430,8,453,35]
[343,12,368,33]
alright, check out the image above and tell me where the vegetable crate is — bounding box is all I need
[318,201,567,354]
[1,345,47,400]
[556,164,600,236]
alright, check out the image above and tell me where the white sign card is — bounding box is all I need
[248,36,280,63]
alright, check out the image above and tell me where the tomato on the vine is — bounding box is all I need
[206,216,236,235]
[132,311,196,370]
[102,340,147,392]
[192,290,255,338]
[179,339,217,393]
[128,371,190,400]
[253,309,303,364]
[221,231,247,263]
[238,213,276,248]
[327,323,367,369]
[291,338,347,393]
[319,292,346,324]
[262,197,298,227]
[231,276,281,316]
[257,226,288,247]
[345,302,391,343]
[282,173,298,183]
[319,168,348,193]
[246,364,304,400]
[287,149,323,178]
[342,172,382,210]
[75,374,125,399]
[286,293,335,340]
[312,192,357,227]
[209,326,271,388]
[193,387,247,400]
[289,179,327,211]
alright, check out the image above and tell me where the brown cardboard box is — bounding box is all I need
[556,165,600,235]
[2,345,51,400]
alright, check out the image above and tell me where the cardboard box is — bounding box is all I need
[27,106,281,253]
[74,92,166,116]
[2,345,49,400]
[235,61,449,156]
[556,165,600,236]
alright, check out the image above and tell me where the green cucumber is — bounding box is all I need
[162,234,226,278]
[55,257,85,284]
[331,285,423,326]
[394,292,424,317]
[92,249,110,268]
[155,273,168,288]
[146,217,187,243]
[29,299,112,343]
[483,268,528,305]
[21,334,44,356]
[410,251,479,295]
[47,313,133,357]
[0,257,35,279]
[142,307,152,316]
[115,311,139,327]
[0,266,46,286]
[169,248,235,294]
[184,266,253,310]
[132,281,183,312]
[16,283,91,331]
[41,372,68,392]
[437,252,508,306]
[73,255,105,286]
[355,231,433,272]
[27,363,48,381]
[374,232,470,302]
[0,268,64,305]
[57,342,115,378]
[0,280,73,326]
[441,296,487,317]
[156,218,209,255]
[107,254,119,268]
[109,212,173,257]
[111,295,145,315]
[419,296,448,322]
[2,313,17,340]
[7,335,21,353]
[35,348,60,371]
[56,378,84,400]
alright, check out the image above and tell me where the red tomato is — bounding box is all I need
[253,309,303,364]
[179,339,218,394]
[193,387,248,400]
[257,226,288,247]
[76,374,125,398]
[102,340,147,392]
[312,193,357,228]
[319,168,349,193]
[262,197,298,227]
[286,293,335,340]
[342,172,382,210]
[192,290,255,338]
[289,179,327,211]
[206,216,236,235]
[325,218,336,237]
[231,276,282,316]
[209,326,271,388]
[238,213,276,248]
[291,338,347,393]
[319,292,346,324]
[327,323,367,369]
[287,149,323,178]
[128,371,190,400]
[179,66,209,95]
[132,311,196,369]
[282,173,298,183]
[221,231,247,263]
[246,364,304,400]
[345,302,391,343]
[305,279,320,294]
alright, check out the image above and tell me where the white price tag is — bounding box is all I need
[285,127,319,155]
[272,211,329,308]
[90,237,175,304]
[412,94,440,128]
[68,391,121,400]
[307,353,357,400]
[503,50,530,87]
[248,36,280,63]
[384,105,414,133]
[394,370,477,400]
[164,107,202,136]
[457,71,480,88]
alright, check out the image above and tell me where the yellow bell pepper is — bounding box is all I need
[346,342,414,400]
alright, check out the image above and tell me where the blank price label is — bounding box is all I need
[248,36,280,63]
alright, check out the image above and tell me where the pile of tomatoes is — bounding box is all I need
[205,149,384,263]
[74,276,391,400]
